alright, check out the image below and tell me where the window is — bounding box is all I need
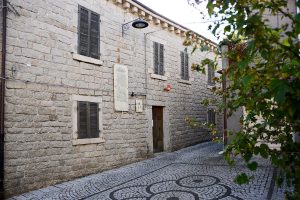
[207,109,216,125]
[207,65,215,85]
[153,42,164,75]
[78,101,99,139]
[180,49,189,80]
[72,95,103,145]
[78,5,100,59]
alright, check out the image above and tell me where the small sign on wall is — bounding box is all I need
[136,99,143,113]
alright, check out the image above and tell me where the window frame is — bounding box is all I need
[72,95,104,145]
[78,5,100,59]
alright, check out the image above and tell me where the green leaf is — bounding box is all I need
[224,25,231,33]
[270,79,291,104]
[282,38,290,47]
[253,146,260,155]
[288,107,296,118]
[207,1,214,15]
[224,152,234,166]
[243,152,252,162]
[238,59,249,70]
[247,161,258,171]
[242,75,253,87]
[259,144,269,159]
[234,173,250,184]
[192,45,197,54]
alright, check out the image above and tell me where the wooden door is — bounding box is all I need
[152,106,163,153]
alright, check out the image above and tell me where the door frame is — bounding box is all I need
[152,106,164,153]
[147,104,170,154]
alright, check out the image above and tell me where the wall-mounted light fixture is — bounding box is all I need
[122,18,148,37]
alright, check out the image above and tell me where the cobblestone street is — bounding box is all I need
[10,142,283,200]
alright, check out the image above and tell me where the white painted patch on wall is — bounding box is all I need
[114,64,129,111]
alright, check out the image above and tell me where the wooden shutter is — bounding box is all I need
[180,51,185,79]
[89,102,99,138]
[154,42,159,74]
[78,101,99,139]
[159,44,164,75]
[212,111,216,125]
[184,52,189,80]
[78,6,89,57]
[208,66,212,85]
[78,101,88,139]
[208,65,215,85]
[211,67,215,84]
[208,109,216,125]
[90,12,100,59]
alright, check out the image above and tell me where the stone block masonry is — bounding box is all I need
[2,0,223,197]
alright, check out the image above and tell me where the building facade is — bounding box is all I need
[0,0,222,197]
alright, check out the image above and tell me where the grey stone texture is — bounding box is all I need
[9,142,285,200]
[2,0,222,197]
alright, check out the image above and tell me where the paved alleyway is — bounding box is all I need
[10,142,283,200]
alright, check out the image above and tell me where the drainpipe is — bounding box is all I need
[220,45,229,151]
[0,0,7,198]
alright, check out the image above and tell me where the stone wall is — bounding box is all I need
[3,0,222,197]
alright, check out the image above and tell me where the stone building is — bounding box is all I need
[0,0,222,197]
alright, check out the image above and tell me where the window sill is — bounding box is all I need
[72,138,105,146]
[72,53,103,66]
[150,73,167,81]
[178,79,191,85]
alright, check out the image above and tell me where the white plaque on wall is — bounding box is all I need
[136,99,143,113]
[114,64,129,111]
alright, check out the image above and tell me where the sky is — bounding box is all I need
[136,0,219,43]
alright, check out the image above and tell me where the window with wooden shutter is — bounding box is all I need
[153,42,164,75]
[154,42,159,74]
[208,109,216,125]
[180,49,189,80]
[78,5,100,59]
[78,101,99,139]
[208,65,215,85]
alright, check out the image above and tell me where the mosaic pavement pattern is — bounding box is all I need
[10,142,283,200]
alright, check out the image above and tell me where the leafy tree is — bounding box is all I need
[186,0,300,199]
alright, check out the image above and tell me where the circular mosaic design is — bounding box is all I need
[176,175,220,188]
[109,175,235,200]
[150,191,199,200]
